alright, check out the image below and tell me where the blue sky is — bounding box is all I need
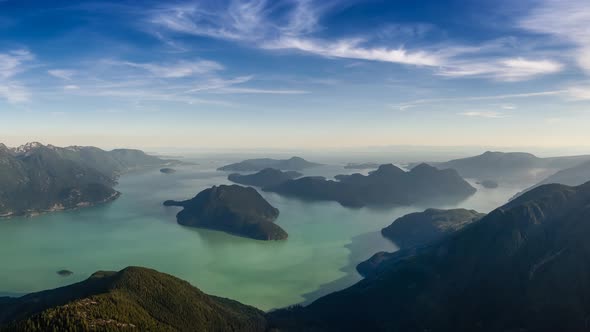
[1,0,589,149]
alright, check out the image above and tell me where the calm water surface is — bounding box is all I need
[0,156,531,310]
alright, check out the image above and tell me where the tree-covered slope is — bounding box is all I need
[0,145,118,217]
[164,185,287,240]
[0,267,267,332]
[265,163,476,208]
[270,181,590,332]
[0,142,173,217]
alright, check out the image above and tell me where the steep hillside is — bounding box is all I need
[0,267,267,332]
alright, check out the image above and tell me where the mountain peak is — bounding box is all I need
[370,164,405,176]
[410,162,438,173]
[13,142,45,154]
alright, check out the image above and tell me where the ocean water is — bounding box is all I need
[0,157,532,310]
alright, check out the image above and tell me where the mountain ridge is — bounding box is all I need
[269,181,590,331]
[0,142,173,217]
[218,157,321,172]
[265,163,476,208]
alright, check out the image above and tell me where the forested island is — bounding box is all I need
[164,185,287,240]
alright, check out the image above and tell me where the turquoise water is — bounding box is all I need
[0,159,529,310]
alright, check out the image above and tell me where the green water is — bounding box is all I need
[0,160,528,310]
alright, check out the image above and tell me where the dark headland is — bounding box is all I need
[358,208,485,276]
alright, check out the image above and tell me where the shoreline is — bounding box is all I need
[0,191,121,219]
[0,161,177,220]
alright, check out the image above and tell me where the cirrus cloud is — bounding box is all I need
[150,0,565,81]
[0,49,34,103]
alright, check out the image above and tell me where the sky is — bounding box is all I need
[1,0,590,150]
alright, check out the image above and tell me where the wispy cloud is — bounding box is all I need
[264,37,441,66]
[187,75,253,92]
[566,85,590,100]
[458,111,508,118]
[519,0,590,73]
[186,75,308,94]
[150,0,565,81]
[212,87,308,94]
[0,83,30,103]
[0,49,34,103]
[150,1,445,67]
[111,59,224,78]
[48,69,76,80]
[150,1,269,42]
[392,90,566,110]
[438,57,563,81]
[0,49,33,79]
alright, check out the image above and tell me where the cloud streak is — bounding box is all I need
[439,57,563,81]
[458,111,508,118]
[48,69,76,80]
[264,37,441,66]
[150,0,447,67]
[114,59,224,78]
[393,90,566,110]
[519,0,590,73]
[0,49,33,79]
[150,0,565,81]
[0,49,34,103]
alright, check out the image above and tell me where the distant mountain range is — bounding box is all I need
[5,182,590,331]
[217,157,321,172]
[265,163,476,208]
[425,151,590,182]
[517,160,590,197]
[164,185,287,241]
[0,142,173,217]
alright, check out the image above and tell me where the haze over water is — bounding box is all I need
[0,154,530,310]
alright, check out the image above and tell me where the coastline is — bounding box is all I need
[0,191,121,219]
[0,161,180,220]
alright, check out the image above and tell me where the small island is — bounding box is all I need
[56,269,73,277]
[160,168,176,174]
[228,168,302,187]
[218,157,321,172]
[164,185,287,241]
